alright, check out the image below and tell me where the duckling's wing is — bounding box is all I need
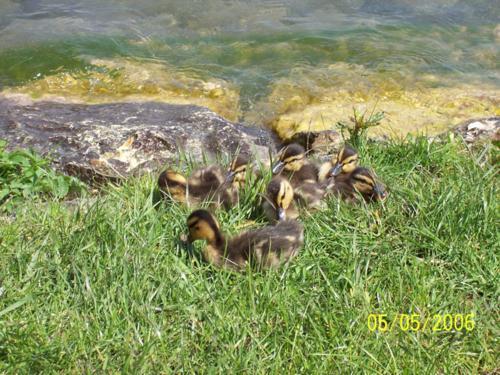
[326,176,357,201]
[229,221,304,269]
[295,181,327,210]
[301,162,320,182]
[188,165,225,198]
[262,221,304,266]
[218,186,239,208]
[190,165,225,186]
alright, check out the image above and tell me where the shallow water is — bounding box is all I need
[1,0,499,137]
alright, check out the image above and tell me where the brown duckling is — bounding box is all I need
[262,176,299,223]
[330,167,387,202]
[272,143,319,187]
[158,154,251,207]
[158,166,223,206]
[186,209,304,270]
[294,180,329,211]
[318,145,359,182]
[216,153,253,206]
[224,154,251,189]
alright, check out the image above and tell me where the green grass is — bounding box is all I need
[0,137,498,373]
[0,140,85,211]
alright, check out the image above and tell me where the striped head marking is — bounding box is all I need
[164,170,187,185]
[267,177,294,220]
[272,143,305,174]
[330,145,358,177]
[226,154,250,185]
[351,167,386,201]
[186,209,221,244]
[158,170,187,201]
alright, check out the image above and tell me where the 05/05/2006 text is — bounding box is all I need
[367,313,475,333]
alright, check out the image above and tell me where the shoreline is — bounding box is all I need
[1,93,498,184]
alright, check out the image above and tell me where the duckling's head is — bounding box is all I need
[330,145,358,177]
[225,154,250,186]
[272,143,306,174]
[266,176,295,221]
[350,167,387,201]
[158,170,187,201]
[186,209,223,245]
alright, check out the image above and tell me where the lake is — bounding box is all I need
[0,0,498,138]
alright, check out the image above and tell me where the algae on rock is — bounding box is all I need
[3,58,241,122]
[246,63,500,140]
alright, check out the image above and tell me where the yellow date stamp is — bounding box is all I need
[367,313,475,332]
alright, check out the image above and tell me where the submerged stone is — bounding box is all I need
[0,96,277,182]
[246,63,500,140]
[2,58,241,122]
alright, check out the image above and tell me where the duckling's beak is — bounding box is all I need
[277,207,286,221]
[187,233,194,243]
[374,184,387,200]
[329,163,342,177]
[272,161,285,174]
[225,170,236,184]
[180,233,193,244]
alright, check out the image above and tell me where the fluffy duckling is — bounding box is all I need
[294,180,329,211]
[272,143,319,187]
[318,145,359,182]
[186,209,304,270]
[262,176,299,223]
[224,154,250,189]
[158,154,252,207]
[158,166,223,206]
[217,153,253,206]
[331,167,387,202]
[272,143,331,210]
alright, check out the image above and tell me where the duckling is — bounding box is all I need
[215,153,253,206]
[158,166,223,206]
[272,143,319,187]
[294,180,329,211]
[318,145,358,182]
[330,167,387,202]
[158,169,187,202]
[262,176,299,223]
[224,154,250,189]
[158,154,252,207]
[186,209,304,270]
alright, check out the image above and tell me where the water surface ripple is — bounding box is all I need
[1,0,498,136]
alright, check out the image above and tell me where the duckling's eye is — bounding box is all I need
[286,156,303,163]
[277,192,286,207]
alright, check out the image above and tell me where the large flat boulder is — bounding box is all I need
[0,96,278,182]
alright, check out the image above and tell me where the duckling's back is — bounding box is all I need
[325,173,355,201]
[294,180,328,210]
[228,220,304,269]
[289,162,319,185]
[188,165,224,193]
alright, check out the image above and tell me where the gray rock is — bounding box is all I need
[0,97,278,182]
